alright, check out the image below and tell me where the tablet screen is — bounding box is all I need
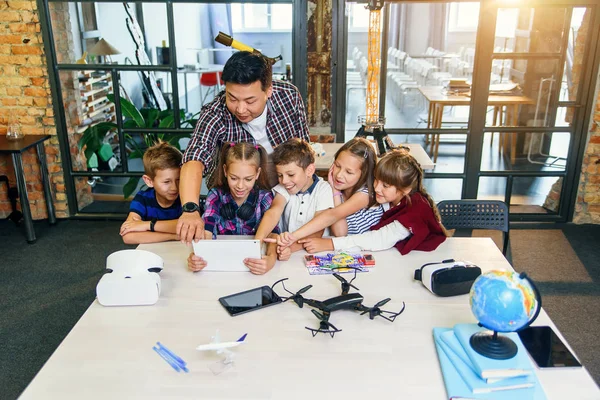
[518,326,582,368]
[219,286,282,316]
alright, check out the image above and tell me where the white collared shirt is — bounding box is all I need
[273,175,334,233]
[243,105,274,154]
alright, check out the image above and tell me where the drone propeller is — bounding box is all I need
[332,272,359,294]
[361,298,406,321]
[285,285,313,308]
[305,309,342,337]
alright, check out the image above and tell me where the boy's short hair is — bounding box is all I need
[272,138,315,169]
[143,141,183,179]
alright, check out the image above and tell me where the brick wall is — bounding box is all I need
[573,76,600,223]
[0,0,66,218]
[0,1,93,220]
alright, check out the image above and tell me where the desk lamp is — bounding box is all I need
[89,38,121,64]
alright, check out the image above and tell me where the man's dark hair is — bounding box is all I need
[222,51,272,91]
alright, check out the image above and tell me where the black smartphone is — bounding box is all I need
[517,326,582,368]
[219,286,283,317]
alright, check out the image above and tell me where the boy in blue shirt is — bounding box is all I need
[120,142,183,244]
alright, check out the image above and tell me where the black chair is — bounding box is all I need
[437,200,509,256]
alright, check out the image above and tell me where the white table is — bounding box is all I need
[20,239,599,399]
[315,142,434,172]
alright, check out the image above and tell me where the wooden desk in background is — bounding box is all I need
[0,135,56,243]
[315,142,435,172]
[19,238,599,399]
[418,86,535,164]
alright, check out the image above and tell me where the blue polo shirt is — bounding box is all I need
[130,188,182,221]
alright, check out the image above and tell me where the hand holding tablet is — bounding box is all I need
[191,237,263,272]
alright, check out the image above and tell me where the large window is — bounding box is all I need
[448,2,479,32]
[44,0,299,216]
[231,4,293,32]
[341,1,598,222]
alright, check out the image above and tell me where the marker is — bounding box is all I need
[158,346,189,373]
[157,342,187,367]
[153,346,181,372]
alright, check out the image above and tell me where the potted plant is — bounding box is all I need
[78,95,198,198]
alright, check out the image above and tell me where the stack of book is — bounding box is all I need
[446,79,471,94]
[433,324,547,400]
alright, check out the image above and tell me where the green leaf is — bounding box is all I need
[108,94,144,127]
[145,109,159,128]
[129,149,144,159]
[123,119,138,129]
[158,115,174,128]
[158,109,172,120]
[123,177,141,199]
[78,122,117,151]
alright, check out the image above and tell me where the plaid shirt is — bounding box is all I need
[202,187,280,236]
[182,80,310,187]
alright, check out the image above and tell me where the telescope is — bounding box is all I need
[215,32,283,65]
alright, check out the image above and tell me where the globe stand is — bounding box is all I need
[470,330,518,360]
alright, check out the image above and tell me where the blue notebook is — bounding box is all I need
[433,328,547,400]
[438,332,534,394]
[440,330,530,384]
[454,323,535,380]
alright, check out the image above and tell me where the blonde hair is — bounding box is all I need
[212,142,270,190]
[142,141,182,179]
[375,149,447,235]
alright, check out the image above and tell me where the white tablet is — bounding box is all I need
[192,237,262,272]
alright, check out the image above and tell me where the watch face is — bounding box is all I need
[182,202,199,212]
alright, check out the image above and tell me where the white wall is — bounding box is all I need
[96,3,143,108]
[404,3,431,55]
[68,3,82,60]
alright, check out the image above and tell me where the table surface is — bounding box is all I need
[419,86,535,106]
[0,134,50,154]
[20,238,599,399]
[315,142,434,171]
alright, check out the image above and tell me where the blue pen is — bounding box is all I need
[157,342,187,367]
[153,346,181,372]
[158,347,189,373]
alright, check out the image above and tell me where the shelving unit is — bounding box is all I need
[76,70,116,134]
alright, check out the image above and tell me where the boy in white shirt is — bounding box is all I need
[256,138,334,259]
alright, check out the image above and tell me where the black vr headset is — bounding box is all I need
[414,259,481,297]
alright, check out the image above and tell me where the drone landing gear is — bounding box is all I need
[305,310,342,338]
[357,299,406,322]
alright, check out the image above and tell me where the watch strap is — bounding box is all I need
[150,218,157,232]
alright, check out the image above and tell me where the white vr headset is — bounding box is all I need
[413,259,481,297]
[96,250,164,306]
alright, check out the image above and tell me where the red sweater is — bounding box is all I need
[369,192,446,255]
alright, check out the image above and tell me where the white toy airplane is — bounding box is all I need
[196,331,247,364]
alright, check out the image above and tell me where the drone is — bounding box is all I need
[271,271,405,338]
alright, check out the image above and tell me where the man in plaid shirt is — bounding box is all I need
[177,51,309,243]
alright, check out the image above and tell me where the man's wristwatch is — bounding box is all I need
[150,218,157,232]
[182,202,200,213]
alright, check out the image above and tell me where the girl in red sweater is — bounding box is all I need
[300,149,447,255]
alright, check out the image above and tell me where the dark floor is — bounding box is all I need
[0,219,598,399]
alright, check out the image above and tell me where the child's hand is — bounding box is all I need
[120,220,150,235]
[298,238,334,254]
[203,230,213,240]
[277,245,291,261]
[327,165,336,190]
[244,256,273,275]
[277,232,296,248]
[187,252,207,272]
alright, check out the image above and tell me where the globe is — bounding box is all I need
[470,270,538,333]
